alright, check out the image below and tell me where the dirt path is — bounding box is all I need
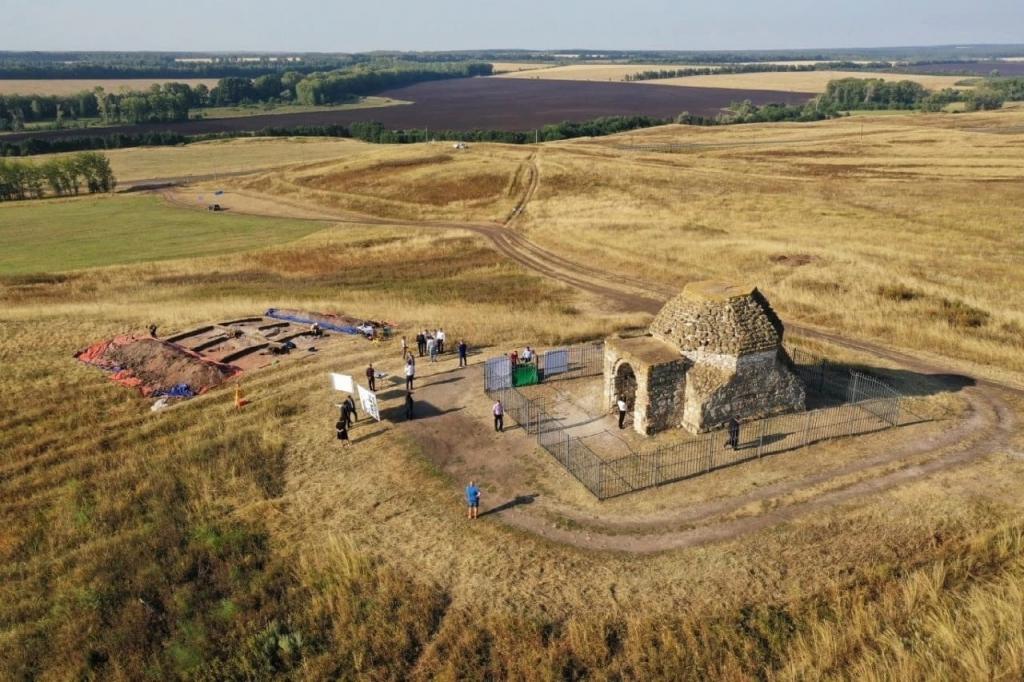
[148,159,1024,552]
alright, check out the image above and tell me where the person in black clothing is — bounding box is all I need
[416,331,426,356]
[457,340,468,367]
[336,419,350,446]
[345,395,357,425]
[366,364,376,392]
[339,396,357,428]
[726,416,741,449]
[405,392,415,420]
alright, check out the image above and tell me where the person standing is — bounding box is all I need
[336,419,350,447]
[405,359,415,391]
[400,336,408,357]
[344,395,357,427]
[522,346,533,364]
[417,331,426,356]
[726,416,741,449]
[428,335,438,363]
[510,350,518,368]
[493,399,504,432]
[457,340,468,367]
[405,392,415,420]
[366,364,376,392]
[437,328,445,354]
[617,396,628,430]
[466,480,481,519]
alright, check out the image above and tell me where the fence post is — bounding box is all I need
[802,409,812,447]
[850,372,861,404]
[756,418,766,457]
[706,433,714,472]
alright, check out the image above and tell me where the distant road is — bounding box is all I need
[1,78,814,143]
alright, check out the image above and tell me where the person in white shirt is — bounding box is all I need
[493,400,504,432]
[405,359,415,390]
[617,396,629,429]
[522,346,533,364]
[436,328,446,354]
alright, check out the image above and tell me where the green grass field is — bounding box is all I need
[0,195,323,275]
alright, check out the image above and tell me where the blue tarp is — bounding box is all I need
[265,308,361,335]
[154,383,195,399]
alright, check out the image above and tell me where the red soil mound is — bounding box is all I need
[75,335,239,397]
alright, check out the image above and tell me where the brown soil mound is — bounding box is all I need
[75,335,239,397]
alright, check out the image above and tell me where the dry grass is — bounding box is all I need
[488,61,555,73]
[4,111,1024,679]
[233,143,535,221]
[517,108,1024,382]
[50,136,362,184]
[644,70,969,93]
[493,63,718,81]
[0,78,219,96]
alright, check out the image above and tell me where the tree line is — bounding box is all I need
[0,52,359,79]
[0,152,115,201]
[294,62,492,105]
[0,62,493,132]
[624,62,893,82]
[0,116,668,157]
[817,77,1011,112]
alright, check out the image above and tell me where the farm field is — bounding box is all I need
[903,60,1024,76]
[196,95,409,119]
[0,77,219,95]
[25,137,369,184]
[4,108,1024,679]
[0,194,322,274]
[636,69,969,92]
[488,61,555,72]
[0,78,814,144]
[494,63,717,80]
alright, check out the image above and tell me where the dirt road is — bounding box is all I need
[152,157,1023,552]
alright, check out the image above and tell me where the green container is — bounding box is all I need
[512,364,539,387]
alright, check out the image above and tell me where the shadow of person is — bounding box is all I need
[480,494,538,517]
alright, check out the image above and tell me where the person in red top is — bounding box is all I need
[510,350,518,368]
[366,364,376,392]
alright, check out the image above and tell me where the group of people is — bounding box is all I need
[508,346,535,368]
[335,394,358,445]
[411,329,446,361]
[402,332,470,367]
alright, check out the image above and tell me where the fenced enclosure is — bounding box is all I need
[484,342,909,499]
[484,342,603,392]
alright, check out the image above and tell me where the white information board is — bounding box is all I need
[330,373,355,393]
[357,384,381,422]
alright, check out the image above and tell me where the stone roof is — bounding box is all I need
[606,334,684,365]
[649,280,784,356]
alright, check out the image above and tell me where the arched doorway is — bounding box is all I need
[614,362,637,410]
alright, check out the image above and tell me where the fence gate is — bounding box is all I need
[484,356,512,392]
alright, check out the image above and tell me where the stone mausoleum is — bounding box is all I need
[604,281,805,434]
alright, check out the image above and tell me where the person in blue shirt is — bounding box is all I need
[466,480,481,519]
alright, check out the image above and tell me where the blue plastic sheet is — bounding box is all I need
[265,308,361,335]
[155,383,195,398]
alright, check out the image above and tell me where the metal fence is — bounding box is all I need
[484,343,907,500]
[484,342,604,392]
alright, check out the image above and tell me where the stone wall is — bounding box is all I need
[682,350,805,432]
[650,284,782,357]
[604,335,687,435]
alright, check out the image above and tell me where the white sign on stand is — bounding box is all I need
[330,373,355,393]
[357,384,381,422]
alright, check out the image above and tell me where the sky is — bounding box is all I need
[2,0,1023,52]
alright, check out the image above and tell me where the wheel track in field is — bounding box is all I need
[152,159,1024,552]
